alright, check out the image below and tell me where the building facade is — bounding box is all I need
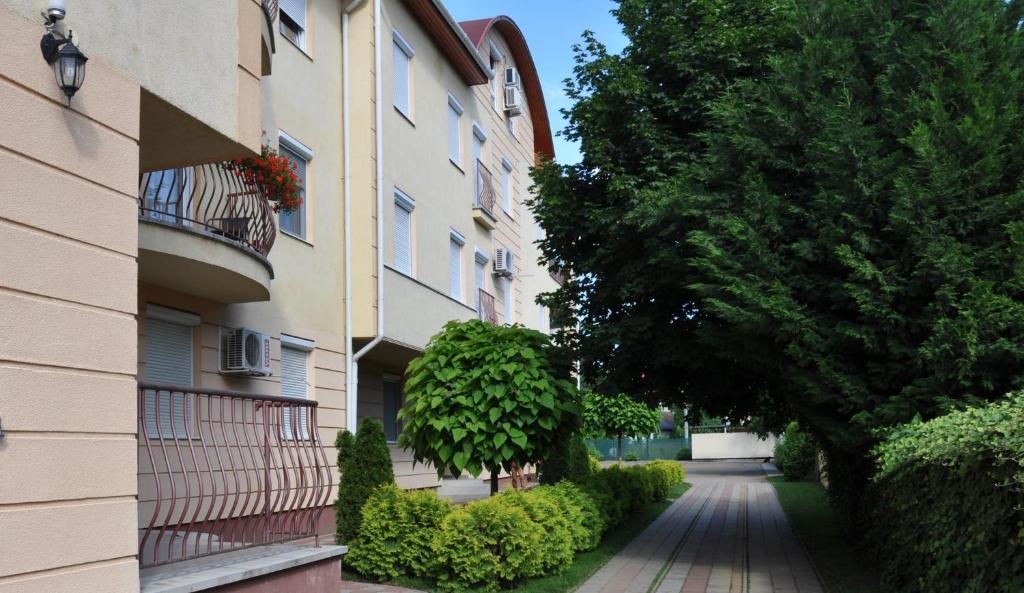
[0,0,559,592]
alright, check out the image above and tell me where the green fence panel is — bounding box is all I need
[584,437,692,461]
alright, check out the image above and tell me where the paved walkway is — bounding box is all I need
[577,461,824,593]
[340,461,824,593]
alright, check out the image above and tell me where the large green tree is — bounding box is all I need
[532,0,1024,476]
[582,392,660,460]
[399,320,579,494]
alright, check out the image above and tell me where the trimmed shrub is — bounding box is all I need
[624,451,640,461]
[869,393,1024,593]
[401,488,453,577]
[675,446,692,460]
[432,496,545,592]
[645,460,685,499]
[333,429,355,543]
[566,435,595,482]
[773,421,815,480]
[541,434,595,485]
[335,417,395,544]
[551,481,604,549]
[346,485,405,580]
[501,488,574,574]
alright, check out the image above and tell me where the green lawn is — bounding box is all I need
[344,482,691,593]
[768,477,882,593]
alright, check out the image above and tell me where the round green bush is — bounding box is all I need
[399,488,453,577]
[551,481,604,549]
[774,421,816,481]
[432,496,545,592]
[644,460,685,499]
[500,488,574,574]
[624,451,640,461]
[675,446,692,460]
[345,485,405,580]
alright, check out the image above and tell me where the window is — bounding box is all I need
[501,158,513,214]
[393,190,415,275]
[447,94,463,166]
[143,305,198,439]
[503,277,514,324]
[280,338,312,440]
[449,230,465,300]
[393,30,414,119]
[475,249,487,308]
[279,0,307,50]
[142,168,194,223]
[278,133,313,239]
[488,41,504,111]
[382,377,404,442]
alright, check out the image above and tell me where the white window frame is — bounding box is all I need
[393,189,415,275]
[449,229,465,301]
[488,41,504,112]
[392,29,415,120]
[142,304,199,440]
[501,157,513,214]
[280,337,313,441]
[278,131,314,241]
[279,0,307,51]
[447,93,464,168]
[474,248,489,310]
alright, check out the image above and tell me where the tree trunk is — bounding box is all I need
[617,435,623,461]
[490,468,499,495]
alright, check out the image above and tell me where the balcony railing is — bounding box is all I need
[474,160,497,220]
[262,0,279,23]
[478,288,498,325]
[139,163,277,258]
[137,383,330,568]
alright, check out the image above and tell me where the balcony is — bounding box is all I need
[138,163,276,304]
[478,288,498,325]
[473,160,498,230]
[137,383,342,592]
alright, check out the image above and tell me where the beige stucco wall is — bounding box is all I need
[0,0,263,161]
[0,7,141,592]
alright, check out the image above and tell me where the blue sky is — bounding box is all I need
[444,0,627,164]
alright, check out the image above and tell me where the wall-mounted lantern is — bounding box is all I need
[39,0,87,101]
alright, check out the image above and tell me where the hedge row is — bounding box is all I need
[347,461,686,592]
[869,391,1024,593]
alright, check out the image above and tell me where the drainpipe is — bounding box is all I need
[343,0,384,433]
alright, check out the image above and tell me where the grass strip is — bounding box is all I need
[768,476,881,593]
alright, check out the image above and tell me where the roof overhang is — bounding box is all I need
[401,0,491,85]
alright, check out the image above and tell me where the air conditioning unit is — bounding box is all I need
[504,86,523,117]
[493,248,515,277]
[503,67,521,88]
[220,328,272,376]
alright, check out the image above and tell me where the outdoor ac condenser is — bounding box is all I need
[220,328,273,376]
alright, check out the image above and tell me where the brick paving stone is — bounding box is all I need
[578,461,827,593]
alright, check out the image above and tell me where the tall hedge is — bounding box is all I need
[870,392,1024,593]
[335,417,394,544]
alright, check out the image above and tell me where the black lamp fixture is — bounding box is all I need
[39,0,87,101]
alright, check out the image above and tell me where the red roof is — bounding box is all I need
[458,16,555,162]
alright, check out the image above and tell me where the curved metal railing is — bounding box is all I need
[262,0,279,24]
[137,383,331,568]
[474,159,497,219]
[139,163,277,258]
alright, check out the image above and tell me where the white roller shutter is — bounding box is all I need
[280,345,309,440]
[393,42,411,115]
[280,0,306,29]
[394,202,412,274]
[143,317,193,439]
[449,238,462,299]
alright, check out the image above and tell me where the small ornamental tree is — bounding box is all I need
[398,320,579,494]
[582,392,660,460]
[335,417,394,544]
[333,428,355,543]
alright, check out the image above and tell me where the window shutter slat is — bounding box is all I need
[280,346,309,440]
[449,239,461,299]
[394,204,412,274]
[280,0,306,29]
[144,317,193,439]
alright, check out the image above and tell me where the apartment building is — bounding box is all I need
[0,0,559,592]
[344,2,561,488]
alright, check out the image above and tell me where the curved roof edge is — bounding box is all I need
[459,16,555,162]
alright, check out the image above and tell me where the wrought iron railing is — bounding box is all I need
[138,163,277,258]
[474,160,497,219]
[262,0,279,24]
[478,288,498,325]
[137,383,330,568]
